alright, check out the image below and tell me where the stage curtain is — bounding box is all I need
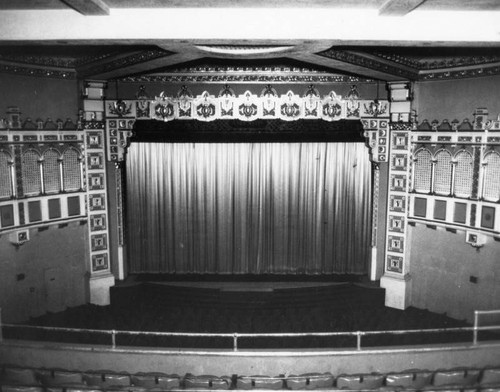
[126,142,371,274]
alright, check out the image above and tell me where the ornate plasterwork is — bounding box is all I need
[0,54,76,69]
[375,52,500,71]
[0,63,76,79]
[317,49,418,80]
[118,65,374,84]
[419,65,500,81]
[79,49,174,77]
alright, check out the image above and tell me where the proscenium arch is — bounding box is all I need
[122,117,381,276]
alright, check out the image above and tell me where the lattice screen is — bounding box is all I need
[413,149,432,193]
[63,148,81,191]
[434,150,452,195]
[22,150,42,196]
[483,151,500,201]
[43,149,61,193]
[453,151,473,198]
[0,151,12,199]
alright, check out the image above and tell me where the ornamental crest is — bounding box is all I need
[108,100,132,117]
[260,85,278,117]
[218,84,235,117]
[237,91,260,121]
[303,85,321,117]
[177,86,194,118]
[280,91,301,121]
[322,91,343,121]
[363,100,388,117]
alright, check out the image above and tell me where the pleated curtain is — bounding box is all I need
[126,142,371,274]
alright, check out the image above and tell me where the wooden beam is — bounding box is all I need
[60,0,109,16]
[379,0,427,16]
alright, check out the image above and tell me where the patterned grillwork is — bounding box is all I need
[413,149,432,193]
[434,150,452,196]
[483,151,500,201]
[453,151,473,198]
[0,151,12,199]
[43,149,61,193]
[21,150,41,196]
[63,148,81,191]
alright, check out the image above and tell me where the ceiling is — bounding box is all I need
[0,0,500,83]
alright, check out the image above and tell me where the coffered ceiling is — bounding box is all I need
[0,0,499,83]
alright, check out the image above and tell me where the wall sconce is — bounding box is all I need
[466,231,486,250]
[9,230,30,248]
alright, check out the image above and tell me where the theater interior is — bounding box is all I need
[0,0,500,389]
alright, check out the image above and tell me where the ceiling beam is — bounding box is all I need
[60,0,109,16]
[379,0,427,16]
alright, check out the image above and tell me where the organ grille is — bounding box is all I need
[453,151,473,198]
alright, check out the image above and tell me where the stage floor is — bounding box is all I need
[117,274,377,292]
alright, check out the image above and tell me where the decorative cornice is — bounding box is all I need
[0,62,76,79]
[0,54,75,69]
[375,52,500,71]
[317,49,418,80]
[419,64,500,81]
[81,49,174,77]
[119,73,373,84]
[119,65,374,84]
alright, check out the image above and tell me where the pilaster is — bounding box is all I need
[380,82,413,309]
[83,81,114,305]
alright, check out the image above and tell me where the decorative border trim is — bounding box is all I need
[0,62,76,79]
[317,49,418,80]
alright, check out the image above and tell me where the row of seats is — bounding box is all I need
[1,366,500,391]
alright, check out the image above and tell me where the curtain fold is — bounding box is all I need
[126,142,371,274]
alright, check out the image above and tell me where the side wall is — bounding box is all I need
[0,223,88,323]
[410,75,500,321]
[413,75,500,121]
[409,225,500,322]
[0,73,87,323]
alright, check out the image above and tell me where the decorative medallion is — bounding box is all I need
[280,91,301,121]
[195,91,217,121]
[238,91,260,121]
[322,91,343,121]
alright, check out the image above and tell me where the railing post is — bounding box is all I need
[356,332,362,350]
[111,330,116,348]
[233,333,238,352]
[473,311,479,345]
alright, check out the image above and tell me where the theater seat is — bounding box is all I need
[131,373,181,389]
[286,373,334,389]
[236,375,283,390]
[433,368,481,386]
[336,373,384,389]
[481,368,500,386]
[184,374,231,389]
[83,372,131,388]
[0,387,43,392]
[385,369,433,389]
[1,368,38,385]
[36,369,83,387]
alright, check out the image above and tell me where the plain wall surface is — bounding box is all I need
[0,73,79,122]
[409,224,500,322]
[413,75,500,122]
[0,222,88,323]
